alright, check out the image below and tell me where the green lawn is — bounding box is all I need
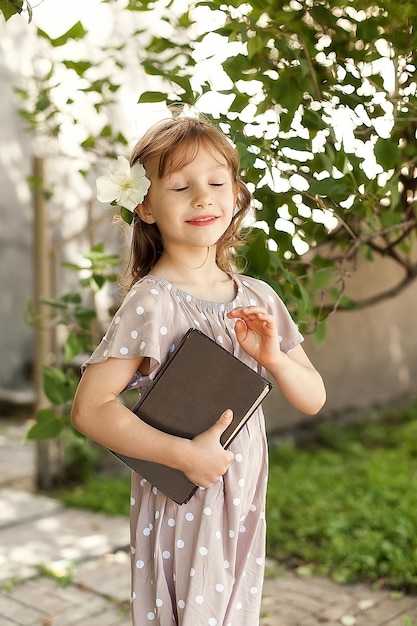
[56,397,417,593]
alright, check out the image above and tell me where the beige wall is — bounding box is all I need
[264,254,417,434]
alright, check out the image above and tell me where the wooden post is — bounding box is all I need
[32,156,53,489]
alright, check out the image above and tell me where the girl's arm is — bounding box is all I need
[228,306,326,415]
[71,357,234,488]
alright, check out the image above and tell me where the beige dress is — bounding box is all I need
[84,273,303,626]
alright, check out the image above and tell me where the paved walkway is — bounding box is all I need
[1,418,417,626]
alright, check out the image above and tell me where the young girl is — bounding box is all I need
[71,115,326,626]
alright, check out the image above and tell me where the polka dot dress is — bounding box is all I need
[83,273,303,626]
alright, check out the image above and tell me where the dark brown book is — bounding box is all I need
[111,328,272,504]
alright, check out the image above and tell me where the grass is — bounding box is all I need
[266,398,417,593]
[55,397,417,593]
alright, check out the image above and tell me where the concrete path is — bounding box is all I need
[1,418,417,625]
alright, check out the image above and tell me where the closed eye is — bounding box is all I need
[210,183,225,187]
[172,187,188,192]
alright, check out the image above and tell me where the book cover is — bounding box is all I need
[111,328,272,504]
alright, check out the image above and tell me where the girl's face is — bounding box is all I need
[136,145,239,254]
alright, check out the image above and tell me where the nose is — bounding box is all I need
[193,185,213,208]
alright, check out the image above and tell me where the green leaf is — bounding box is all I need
[43,366,74,405]
[138,91,168,103]
[120,207,134,224]
[308,177,348,198]
[312,321,327,347]
[245,230,270,275]
[374,138,399,171]
[63,60,92,76]
[311,269,334,291]
[0,0,23,21]
[89,274,105,292]
[64,333,86,362]
[26,408,63,440]
[37,21,87,47]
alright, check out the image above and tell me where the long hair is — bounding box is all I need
[125,116,252,288]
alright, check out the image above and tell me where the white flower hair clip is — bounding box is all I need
[96,156,151,224]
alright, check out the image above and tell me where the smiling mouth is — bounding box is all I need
[186,216,219,226]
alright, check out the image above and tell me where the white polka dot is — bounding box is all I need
[196,595,204,604]
[103,349,109,357]
[143,527,151,536]
[220,304,225,312]
[190,568,195,577]
[168,518,175,527]
[131,591,136,600]
[130,546,136,554]
[233,498,241,506]
[140,479,146,487]
[235,453,243,463]
[250,587,258,595]
[215,584,224,592]
[278,335,283,343]
[186,294,192,302]
[238,478,245,487]
[136,560,145,569]
[256,557,263,565]
[239,525,247,533]
[139,340,146,350]
[120,347,129,355]
[177,539,184,548]
[156,599,163,607]
[217,335,223,343]
[216,530,222,539]
[209,619,217,626]
[152,486,157,495]
[130,496,136,505]
[250,299,257,305]
[155,510,160,519]
[236,602,243,610]
[229,530,235,538]
[131,330,138,339]
[114,316,121,325]
[185,513,194,522]
[136,306,144,315]
[151,289,159,295]
[224,560,230,569]
[147,612,155,620]
[160,326,168,335]
[250,503,257,511]
[166,283,172,290]
[162,551,171,559]
[203,507,212,516]
[178,600,185,609]
[199,546,208,556]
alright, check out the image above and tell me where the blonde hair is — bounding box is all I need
[126,116,252,288]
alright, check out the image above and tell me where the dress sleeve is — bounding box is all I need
[81,282,166,388]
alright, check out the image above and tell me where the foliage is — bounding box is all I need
[55,474,132,516]
[6,0,417,340]
[267,398,417,593]
[127,0,417,336]
[0,0,32,22]
[25,244,121,480]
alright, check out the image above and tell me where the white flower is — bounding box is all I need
[96,156,151,212]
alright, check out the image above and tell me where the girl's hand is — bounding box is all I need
[182,410,235,488]
[228,306,282,370]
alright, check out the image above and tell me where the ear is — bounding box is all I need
[135,201,156,224]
